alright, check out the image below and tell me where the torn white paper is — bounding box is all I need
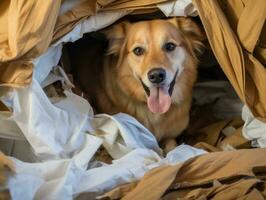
[157,0,197,17]
[8,145,206,200]
[91,113,161,159]
[242,105,266,147]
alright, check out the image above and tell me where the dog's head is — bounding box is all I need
[104,18,204,114]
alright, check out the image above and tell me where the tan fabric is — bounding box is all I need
[0,190,11,200]
[193,0,266,119]
[0,0,61,87]
[122,165,184,200]
[219,127,250,149]
[0,61,33,87]
[97,0,118,8]
[163,179,265,200]
[113,148,266,200]
[129,8,159,15]
[52,1,98,43]
[254,22,266,65]
[187,118,250,150]
[0,101,9,112]
[52,0,169,43]
[193,142,220,152]
[103,178,266,200]
[0,151,13,200]
[102,0,169,11]
[0,151,14,183]
[98,182,138,199]
[189,120,231,146]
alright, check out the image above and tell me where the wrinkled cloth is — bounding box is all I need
[101,148,266,200]
[163,178,265,200]
[193,0,266,148]
[194,0,266,120]
[6,145,205,199]
[157,0,197,17]
[242,105,266,147]
[187,119,250,150]
[0,0,61,87]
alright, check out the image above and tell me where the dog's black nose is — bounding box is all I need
[148,68,166,84]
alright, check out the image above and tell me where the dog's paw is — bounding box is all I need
[163,139,177,154]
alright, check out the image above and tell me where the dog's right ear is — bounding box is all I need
[102,21,130,55]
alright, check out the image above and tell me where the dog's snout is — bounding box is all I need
[148,68,166,84]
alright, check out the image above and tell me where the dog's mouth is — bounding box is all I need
[140,72,177,114]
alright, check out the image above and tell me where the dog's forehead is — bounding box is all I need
[127,20,182,44]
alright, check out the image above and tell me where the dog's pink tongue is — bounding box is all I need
[147,87,171,114]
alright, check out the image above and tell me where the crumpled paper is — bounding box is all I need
[7,145,205,200]
[242,105,266,147]
[157,0,197,17]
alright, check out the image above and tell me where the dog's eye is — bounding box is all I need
[133,47,144,56]
[164,42,176,52]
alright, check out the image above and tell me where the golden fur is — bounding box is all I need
[71,17,204,151]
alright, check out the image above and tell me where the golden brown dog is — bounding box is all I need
[71,17,204,151]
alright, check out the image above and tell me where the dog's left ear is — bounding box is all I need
[102,21,130,55]
[168,17,205,55]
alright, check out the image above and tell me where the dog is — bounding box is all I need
[70,17,204,152]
